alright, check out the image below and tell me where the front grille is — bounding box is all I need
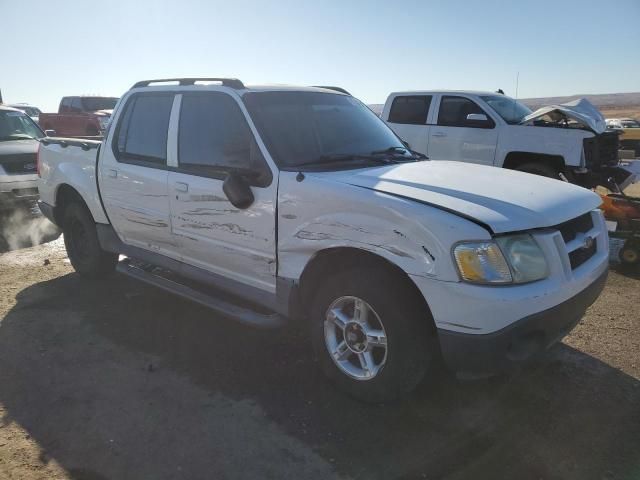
[583,131,619,169]
[569,239,597,269]
[556,212,594,243]
[554,212,599,270]
[0,153,37,174]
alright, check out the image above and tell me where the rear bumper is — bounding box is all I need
[437,269,608,376]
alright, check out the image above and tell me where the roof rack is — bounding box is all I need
[131,78,245,90]
[311,86,351,95]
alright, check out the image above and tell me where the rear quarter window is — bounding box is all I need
[388,95,431,125]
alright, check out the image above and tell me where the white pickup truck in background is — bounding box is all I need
[37,78,609,401]
[381,91,639,189]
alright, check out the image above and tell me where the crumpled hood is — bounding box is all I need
[521,98,606,134]
[313,161,602,233]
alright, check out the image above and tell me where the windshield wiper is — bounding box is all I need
[0,133,36,141]
[296,153,409,168]
[370,146,428,160]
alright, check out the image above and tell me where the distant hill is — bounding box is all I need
[368,92,640,119]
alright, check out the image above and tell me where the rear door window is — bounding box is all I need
[113,94,174,166]
[388,95,432,124]
[437,96,495,128]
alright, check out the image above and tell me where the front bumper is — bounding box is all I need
[437,269,608,376]
[0,178,39,211]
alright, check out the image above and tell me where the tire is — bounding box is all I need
[310,267,435,403]
[63,202,118,278]
[619,241,640,267]
[514,162,560,179]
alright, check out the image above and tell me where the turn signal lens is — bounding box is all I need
[453,242,512,284]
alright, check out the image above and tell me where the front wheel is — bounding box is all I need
[311,267,435,402]
[63,203,118,278]
[514,162,560,179]
[619,240,640,267]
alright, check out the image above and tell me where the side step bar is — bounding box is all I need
[116,260,286,329]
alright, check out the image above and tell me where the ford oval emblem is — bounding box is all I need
[582,236,595,250]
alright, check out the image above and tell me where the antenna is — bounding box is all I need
[512,71,520,121]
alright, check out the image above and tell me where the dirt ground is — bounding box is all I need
[0,227,639,479]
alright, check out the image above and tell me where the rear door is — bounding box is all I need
[99,92,177,256]
[167,91,278,293]
[428,95,498,165]
[385,94,432,155]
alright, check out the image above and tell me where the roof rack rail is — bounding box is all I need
[311,86,351,95]
[131,78,245,90]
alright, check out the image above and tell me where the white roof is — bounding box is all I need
[388,90,501,97]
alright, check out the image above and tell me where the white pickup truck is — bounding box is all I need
[38,78,609,401]
[381,91,638,189]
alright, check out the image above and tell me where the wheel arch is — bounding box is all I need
[503,151,566,172]
[53,184,93,226]
[294,247,435,332]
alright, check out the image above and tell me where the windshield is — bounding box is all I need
[621,120,640,128]
[81,97,118,112]
[11,106,41,117]
[480,95,532,125]
[242,91,410,169]
[0,110,44,141]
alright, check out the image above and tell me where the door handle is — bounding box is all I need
[175,182,189,193]
[432,132,447,137]
[106,169,118,178]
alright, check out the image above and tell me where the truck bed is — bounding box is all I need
[37,137,109,224]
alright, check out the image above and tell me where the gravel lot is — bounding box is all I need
[0,228,638,479]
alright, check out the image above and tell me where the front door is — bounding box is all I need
[428,95,498,166]
[168,92,277,293]
[99,92,177,256]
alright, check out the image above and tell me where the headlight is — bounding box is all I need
[496,234,548,283]
[453,234,548,285]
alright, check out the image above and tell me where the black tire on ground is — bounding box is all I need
[63,202,118,278]
[619,241,640,266]
[310,266,436,403]
[514,162,560,179]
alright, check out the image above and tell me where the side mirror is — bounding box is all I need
[223,171,254,209]
[466,113,488,122]
[44,129,56,137]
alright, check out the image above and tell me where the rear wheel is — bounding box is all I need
[310,267,435,402]
[63,203,118,277]
[514,162,560,179]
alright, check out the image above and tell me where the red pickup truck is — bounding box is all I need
[39,96,118,137]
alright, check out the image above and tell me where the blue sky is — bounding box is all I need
[2,0,639,111]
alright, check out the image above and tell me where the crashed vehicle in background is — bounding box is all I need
[381,92,639,189]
